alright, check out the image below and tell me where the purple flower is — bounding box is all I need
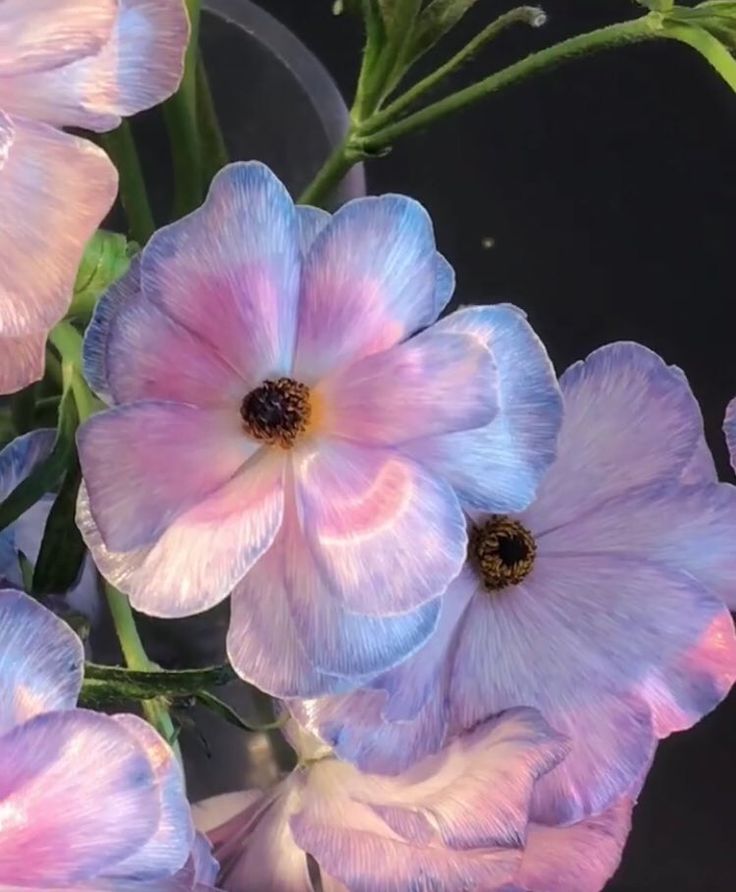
[0,0,189,394]
[0,586,216,890]
[196,710,569,892]
[78,161,562,698]
[292,342,736,824]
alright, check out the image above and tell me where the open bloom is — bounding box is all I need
[78,161,562,698]
[196,710,570,892]
[293,342,736,825]
[0,0,188,394]
[0,587,216,890]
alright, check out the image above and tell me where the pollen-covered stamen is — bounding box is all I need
[470,515,537,592]
[240,377,311,448]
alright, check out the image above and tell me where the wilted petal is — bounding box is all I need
[0,0,116,76]
[106,714,193,880]
[0,589,83,735]
[294,438,466,615]
[294,195,444,380]
[0,0,188,131]
[405,305,562,514]
[524,342,703,532]
[316,328,497,444]
[78,449,285,618]
[140,162,300,388]
[0,709,159,884]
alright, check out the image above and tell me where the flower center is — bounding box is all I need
[470,515,536,591]
[240,377,311,448]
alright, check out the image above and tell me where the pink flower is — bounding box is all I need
[0,0,189,394]
[77,161,563,699]
[196,710,569,892]
[0,587,216,890]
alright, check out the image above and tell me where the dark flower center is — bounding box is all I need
[240,377,311,448]
[470,515,537,592]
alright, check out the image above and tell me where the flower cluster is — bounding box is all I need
[0,3,735,891]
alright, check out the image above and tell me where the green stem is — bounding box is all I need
[104,583,178,745]
[371,6,547,130]
[196,54,229,184]
[359,15,661,145]
[362,0,423,116]
[47,322,100,421]
[164,0,203,217]
[298,139,363,208]
[100,123,155,244]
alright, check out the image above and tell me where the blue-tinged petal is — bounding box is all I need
[296,205,330,256]
[433,252,455,316]
[0,709,159,884]
[0,588,83,735]
[0,428,55,500]
[725,395,736,473]
[524,342,703,534]
[680,432,717,484]
[106,714,193,880]
[293,194,443,381]
[294,438,466,615]
[141,162,301,388]
[316,328,497,445]
[405,304,562,514]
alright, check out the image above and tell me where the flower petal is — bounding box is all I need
[297,205,330,256]
[725,395,736,474]
[294,195,445,380]
[0,0,116,76]
[0,709,159,884]
[106,714,193,880]
[140,162,300,388]
[316,328,497,444]
[294,438,466,615]
[0,589,83,735]
[0,332,47,393]
[78,450,285,618]
[405,305,562,513]
[0,114,117,375]
[0,429,56,501]
[78,402,259,552]
[680,433,717,484]
[0,0,188,131]
[524,342,703,533]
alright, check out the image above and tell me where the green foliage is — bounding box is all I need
[70,231,133,321]
[408,0,485,63]
[661,3,736,91]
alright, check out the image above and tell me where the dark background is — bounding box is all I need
[197,2,736,889]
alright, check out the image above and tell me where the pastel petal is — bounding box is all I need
[0,0,116,76]
[524,342,703,533]
[106,714,193,880]
[448,554,718,822]
[0,332,47,393]
[0,589,83,735]
[179,832,220,885]
[78,450,285,618]
[0,709,159,884]
[294,438,466,614]
[0,114,117,374]
[0,429,56,501]
[405,305,562,513]
[316,328,497,444]
[78,402,259,552]
[0,0,188,131]
[294,195,444,380]
[433,253,455,316]
[725,395,736,473]
[296,205,330,256]
[140,162,300,387]
[680,433,718,484]
[512,798,633,892]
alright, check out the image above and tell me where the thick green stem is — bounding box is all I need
[298,139,363,208]
[370,6,547,130]
[104,583,178,745]
[100,123,155,244]
[359,15,661,145]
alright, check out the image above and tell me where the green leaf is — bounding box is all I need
[661,20,736,89]
[69,230,132,321]
[0,381,79,535]
[670,2,736,49]
[32,454,85,596]
[639,0,674,11]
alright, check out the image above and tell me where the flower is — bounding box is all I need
[196,710,569,892]
[0,430,99,622]
[0,0,189,395]
[292,342,736,825]
[0,586,216,889]
[77,161,563,698]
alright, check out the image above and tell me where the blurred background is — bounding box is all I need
[137,2,736,889]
